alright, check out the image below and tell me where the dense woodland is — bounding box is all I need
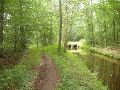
[0,0,120,56]
[0,0,120,90]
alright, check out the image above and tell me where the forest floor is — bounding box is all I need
[33,53,59,90]
[0,53,22,71]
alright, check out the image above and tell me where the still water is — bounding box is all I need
[79,51,120,90]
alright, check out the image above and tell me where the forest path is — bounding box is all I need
[33,53,59,90]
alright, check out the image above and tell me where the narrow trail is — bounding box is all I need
[33,54,59,90]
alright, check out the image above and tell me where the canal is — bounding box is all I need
[79,51,120,90]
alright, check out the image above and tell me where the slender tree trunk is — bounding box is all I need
[36,29,39,48]
[91,22,94,47]
[116,30,119,44]
[63,0,68,51]
[44,30,47,46]
[20,26,26,50]
[104,21,107,47]
[58,0,62,52]
[112,1,116,46]
[50,14,53,45]
[14,25,18,52]
[113,19,116,46]
[86,0,94,47]
[19,0,27,50]
[90,0,94,47]
[0,0,4,56]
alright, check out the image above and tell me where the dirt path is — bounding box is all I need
[33,54,59,90]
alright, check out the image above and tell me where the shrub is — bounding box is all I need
[79,39,90,50]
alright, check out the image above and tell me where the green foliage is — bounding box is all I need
[79,39,90,50]
[0,0,57,55]
[43,45,107,90]
[0,47,41,89]
[66,0,120,47]
[1,0,120,53]
[1,0,120,89]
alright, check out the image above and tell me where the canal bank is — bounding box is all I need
[90,47,120,60]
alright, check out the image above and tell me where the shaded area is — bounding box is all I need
[0,53,23,71]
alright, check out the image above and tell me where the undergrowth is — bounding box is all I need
[0,47,41,90]
[43,45,108,90]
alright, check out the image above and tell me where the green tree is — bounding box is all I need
[58,0,62,52]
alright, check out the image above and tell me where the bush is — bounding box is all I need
[79,39,90,50]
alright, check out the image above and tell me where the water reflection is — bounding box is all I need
[79,52,120,90]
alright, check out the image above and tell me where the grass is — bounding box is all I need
[43,45,108,90]
[0,47,41,90]
[0,45,108,90]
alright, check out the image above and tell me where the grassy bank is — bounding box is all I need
[44,45,107,90]
[0,45,108,90]
[90,47,120,60]
[0,47,41,90]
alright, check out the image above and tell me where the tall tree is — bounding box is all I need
[63,0,68,51]
[18,0,27,50]
[0,0,4,56]
[85,0,94,47]
[50,14,53,44]
[58,0,62,52]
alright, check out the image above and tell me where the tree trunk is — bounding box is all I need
[63,0,68,51]
[0,0,4,56]
[36,29,39,48]
[85,0,94,47]
[20,26,27,50]
[19,0,27,50]
[50,14,53,45]
[58,0,62,52]
[104,21,107,47]
[91,22,94,47]
[113,19,116,46]
[90,0,94,47]
[14,25,18,52]
[116,30,119,44]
